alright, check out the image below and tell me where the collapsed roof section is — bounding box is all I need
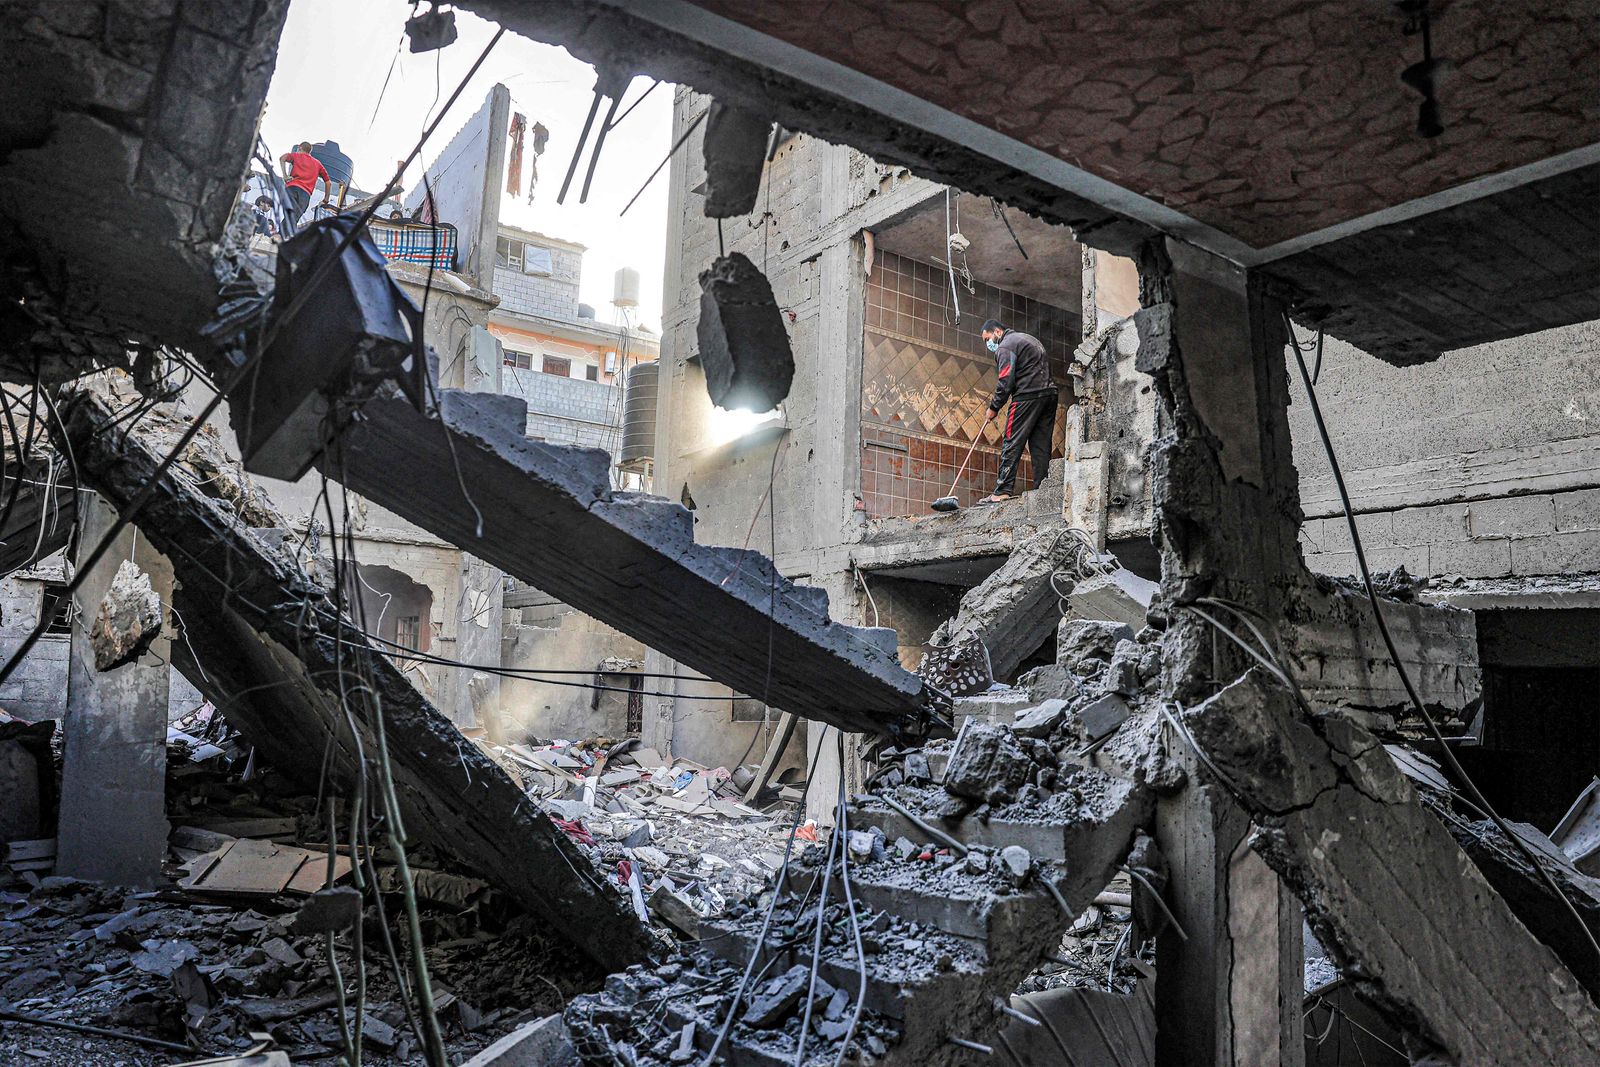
[324,388,936,740]
[0,1,290,385]
[53,387,654,973]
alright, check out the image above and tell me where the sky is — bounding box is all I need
[260,0,672,332]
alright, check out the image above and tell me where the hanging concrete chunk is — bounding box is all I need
[1181,671,1600,1064]
[701,101,770,218]
[697,252,794,413]
[91,559,163,671]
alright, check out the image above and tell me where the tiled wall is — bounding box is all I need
[861,251,1078,517]
[501,364,623,449]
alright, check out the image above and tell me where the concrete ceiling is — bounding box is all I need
[873,191,1083,312]
[688,0,1600,254]
[457,0,1600,363]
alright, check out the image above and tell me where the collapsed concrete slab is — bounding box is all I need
[1182,672,1600,1064]
[929,527,1093,681]
[327,389,931,739]
[57,389,652,972]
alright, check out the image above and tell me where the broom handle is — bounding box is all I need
[945,432,983,497]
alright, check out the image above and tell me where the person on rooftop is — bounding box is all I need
[278,142,330,227]
[250,195,277,239]
[976,318,1058,505]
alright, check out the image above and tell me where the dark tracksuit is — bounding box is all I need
[987,329,1057,496]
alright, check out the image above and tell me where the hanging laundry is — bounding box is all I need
[528,121,550,204]
[506,112,527,197]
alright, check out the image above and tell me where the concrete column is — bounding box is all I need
[56,500,172,887]
[455,324,504,730]
[1140,237,1304,1066]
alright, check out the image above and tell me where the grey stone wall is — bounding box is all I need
[1290,319,1600,581]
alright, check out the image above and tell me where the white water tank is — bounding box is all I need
[613,266,641,308]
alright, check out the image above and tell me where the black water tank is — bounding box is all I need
[310,141,353,187]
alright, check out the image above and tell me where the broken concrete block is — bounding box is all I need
[999,845,1032,884]
[1079,694,1132,741]
[697,252,794,413]
[1058,619,1136,679]
[944,724,1033,805]
[743,964,812,1028]
[701,101,770,218]
[952,686,1031,727]
[1013,699,1069,738]
[1099,640,1141,696]
[91,558,162,671]
[1018,663,1082,703]
[931,528,1092,680]
[1060,568,1155,631]
[459,1013,578,1067]
[291,886,361,935]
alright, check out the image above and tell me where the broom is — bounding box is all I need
[930,432,983,512]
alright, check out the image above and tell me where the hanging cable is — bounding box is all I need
[1282,309,1600,967]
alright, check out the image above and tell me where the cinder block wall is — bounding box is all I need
[500,366,622,449]
[493,248,581,321]
[1290,319,1600,581]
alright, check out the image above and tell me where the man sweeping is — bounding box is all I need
[976,319,1057,505]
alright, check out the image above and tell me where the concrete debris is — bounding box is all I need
[1182,671,1600,1064]
[1396,754,1600,999]
[58,389,652,971]
[458,1014,579,1067]
[90,559,163,672]
[1079,693,1132,741]
[1059,568,1156,631]
[289,887,362,935]
[1058,619,1137,679]
[237,214,424,481]
[943,723,1034,805]
[696,252,795,413]
[700,101,770,219]
[742,964,821,1028]
[333,389,928,739]
[1124,832,1169,942]
[1013,698,1068,738]
[1553,777,1600,878]
[999,845,1032,884]
[930,528,1096,681]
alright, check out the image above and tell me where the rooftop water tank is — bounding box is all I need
[613,266,641,308]
[617,361,659,472]
[310,141,354,188]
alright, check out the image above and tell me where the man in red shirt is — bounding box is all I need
[278,142,330,229]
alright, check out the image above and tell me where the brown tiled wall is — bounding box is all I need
[861,251,1078,517]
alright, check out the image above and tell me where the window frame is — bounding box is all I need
[542,354,572,377]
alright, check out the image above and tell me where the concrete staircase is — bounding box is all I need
[565,760,1150,1066]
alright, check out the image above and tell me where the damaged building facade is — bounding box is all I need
[4,2,1600,1066]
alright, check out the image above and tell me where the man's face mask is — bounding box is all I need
[985,337,999,353]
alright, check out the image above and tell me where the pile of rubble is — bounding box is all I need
[0,741,604,1064]
[476,737,803,917]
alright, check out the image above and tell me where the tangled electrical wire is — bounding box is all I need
[1049,526,1121,619]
